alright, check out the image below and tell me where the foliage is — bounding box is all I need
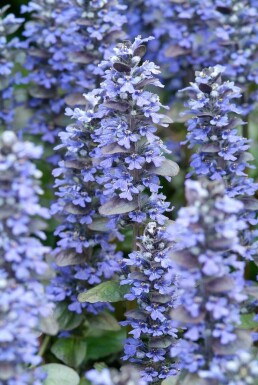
[1,1,258,385]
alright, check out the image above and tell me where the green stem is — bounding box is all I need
[38,335,51,357]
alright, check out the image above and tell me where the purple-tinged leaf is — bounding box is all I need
[148,159,179,177]
[99,197,138,215]
[133,45,146,58]
[113,62,131,73]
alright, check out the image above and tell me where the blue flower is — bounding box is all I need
[168,179,253,382]
[0,131,52,385]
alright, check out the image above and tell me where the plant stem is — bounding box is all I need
[39,335,51,357]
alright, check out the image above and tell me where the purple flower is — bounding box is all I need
[0,131,52,385]
[121,222,179,381]
[168,179,252,382]
[20,0,126,154]
[86,366,147,385]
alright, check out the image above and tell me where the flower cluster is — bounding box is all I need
[90,36,179,227]
[48,94,122,314]
[20,0,126,148]
[86,366,147,385]
[125,0,258,109]
[120,222,178,383]
[200,351,258,385]
[183,65,258,259]
[183,66,257,195]
[168,179,251,381]
[0,131,52,385]
[0,5,23,129]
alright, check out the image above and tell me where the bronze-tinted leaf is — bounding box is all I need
[29,86,56,99]
[56,249,89,267]
[113,62,131,73]
[150,293,171,304]
[207,236,233,250]
[99,197,138,215]
[170,306,205,324]
[133,45,146,58]
[239,197,258,211]
[213,329,252,355]
[104,30,126,44]
[64,203,89,215]
[65,93,87,107]
[148,159,179,177]
[135,78,157,89]
[64,159,88,169]
[104,100,129,112]
[206,276,235,293]
[169,250,198,269]
[88,218,110,232]
[68,52,97,64]
[165,44,191,58]
[216,6,232,14]
[101,143,129,155]
[198,83,212,94]
[225,117,244,130]
[28,48,49,58]
[125,309,146,320]
[201,143,219,153]
[149,336,173,348]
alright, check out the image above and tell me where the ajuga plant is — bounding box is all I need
[125,0,258,109]
[86,366,147,385]
[120,222,179,383]
[49,94,122,314]
[82,36,179,383]
[49,36,179,315]
[20,0,126,150]
[168,179,257,385]
[0,131,52,384]
[183,65,258,260]
[0,5,23,129]
[92,36,179,229]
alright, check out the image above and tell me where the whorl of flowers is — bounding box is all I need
[183,66,258,259]
[86,366,147,385]
[0,131,52,384]
[200,351,258,385]
[125,0,258,108]
[48,93,122,315]
[88,36,179,227]
[168,179,251,381]
[120,222,179,383]
[20,0,126,147]
[183,65,257,196]
[0,5,23,129]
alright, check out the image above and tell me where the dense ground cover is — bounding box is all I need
[0,1,258,385]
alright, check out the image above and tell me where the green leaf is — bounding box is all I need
[88,312,121,332]
[41,363,80,385]
[39,314,59,336]
[79,379,91,385]
[86,329,126,360]
[240,313,257,329]
[78,281,130,303]
[55,303,84,331]
[51,338,87,368]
